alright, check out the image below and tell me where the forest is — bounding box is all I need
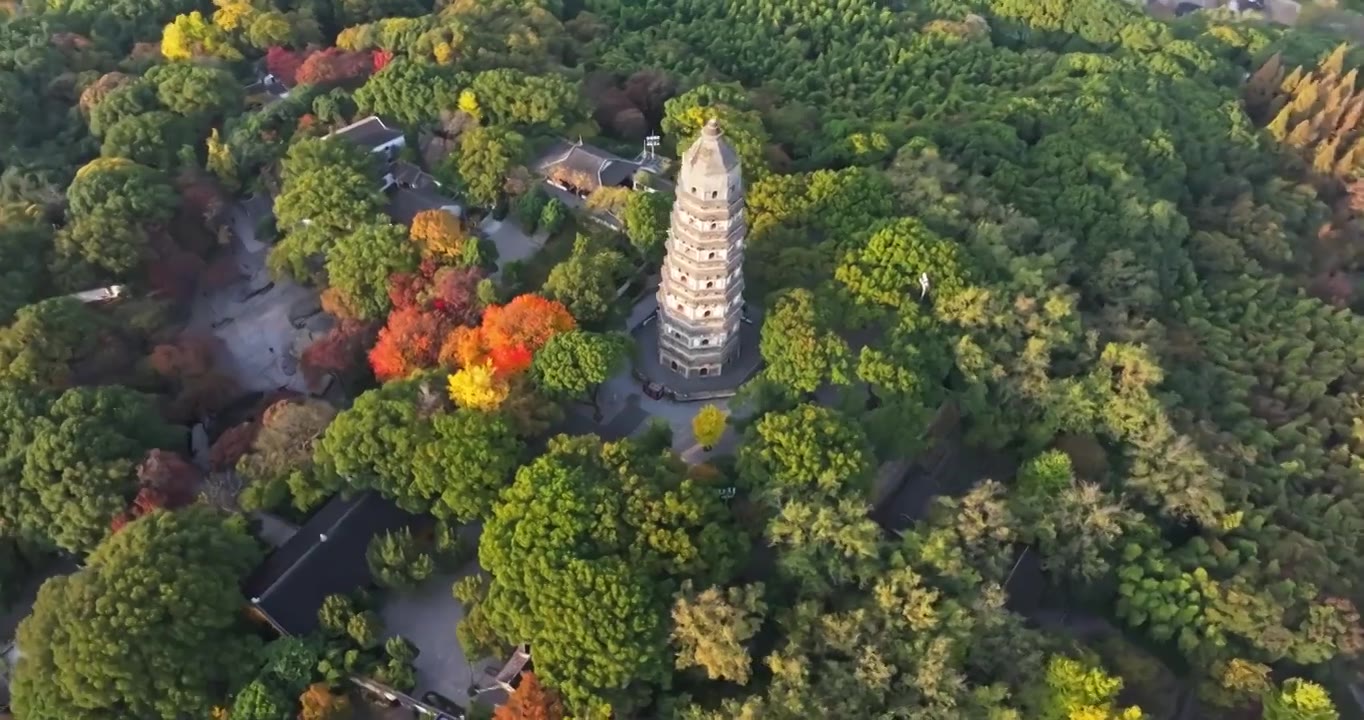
[2,0,1364,718]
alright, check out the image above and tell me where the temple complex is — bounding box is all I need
[655,119,746,378]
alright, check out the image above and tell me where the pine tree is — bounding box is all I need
[1337,96,1364,139]
[1286,120,1315,149]
[1313,136,1341,177]
[1266,105,1293,142]
[1282,66,1305,94]
[1290,78,1321,116]
[1246,53,1284,114]
[1339,137,1364,179]
[1321,43,1349,79]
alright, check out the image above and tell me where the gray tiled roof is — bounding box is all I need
[330,116,405,152]
[534,139,639,189]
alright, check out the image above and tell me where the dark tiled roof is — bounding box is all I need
[534,140,639,189]
[386,187,462,227]
[242,491,423,636]
[392,161,436,189]
[330,116,405,152]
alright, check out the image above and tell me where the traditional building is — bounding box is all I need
[656,119,745,378]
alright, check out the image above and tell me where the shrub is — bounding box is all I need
[366,528,435,590]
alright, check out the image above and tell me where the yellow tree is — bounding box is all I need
[409,209,466,260]
[211,0,258,32]
[692,404,727,450]
[448,361,510,411]
[458,89,482,122]
[162,12,242,61]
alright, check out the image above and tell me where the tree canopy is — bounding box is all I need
[11,508,263,720]
[481,434,746,712]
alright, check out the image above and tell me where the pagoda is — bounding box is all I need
[656,119,746,378]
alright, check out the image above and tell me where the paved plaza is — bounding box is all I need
[187,196,322,394]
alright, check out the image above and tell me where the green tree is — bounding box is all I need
[543,235,628,325]
[274,138,383,231]
[834,217,970,319]
[512,186,549,231]
[53,210,150,279]
[467,69,587,132]
[0,298,103,388]
[231,679,292,720]
[692,404,727,451]
[0,222,50,324]
[0,382,54,543]
[347,610,382,649]
[538,196,568,235]
[531,330,631,420]
[354,58,460,128]
[87,80,159,137]
[22,385,181,553]
[671,581,767,684]
[410,408,524,522]
[318,375,524,522]
[759,288,851,395]
[452,125,525,208]
[367,528,435,590]
[737,404,875,505]
[262,636,322,695]
[66,158,178,223]
[11,508,263,720]
[325,221,421,319]
[622,190,671,260]
[318,594,356,638]
[99,111,196,169]
[480,434,746,711]
[146,62,243,119]
[316,375,433,506]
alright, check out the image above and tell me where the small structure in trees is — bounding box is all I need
[327,116,406,159]
[533,139,643,196]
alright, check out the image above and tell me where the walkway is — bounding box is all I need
[478,217,544,272]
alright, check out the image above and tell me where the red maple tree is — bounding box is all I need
[369,263,489,381]
[372,49,394,72]
[265,46,310,86]
[494,673,564,720]
[482,294,576,356]
[301,320,374,390]
[112,450,201,533]
[369,306,449,382]
[489,344,533,377]
[296,48,373,87]
[428,266,482,325]
[209,422,259,472]
[149,335,240,423]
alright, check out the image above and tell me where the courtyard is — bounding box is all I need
[187,195,323,395]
